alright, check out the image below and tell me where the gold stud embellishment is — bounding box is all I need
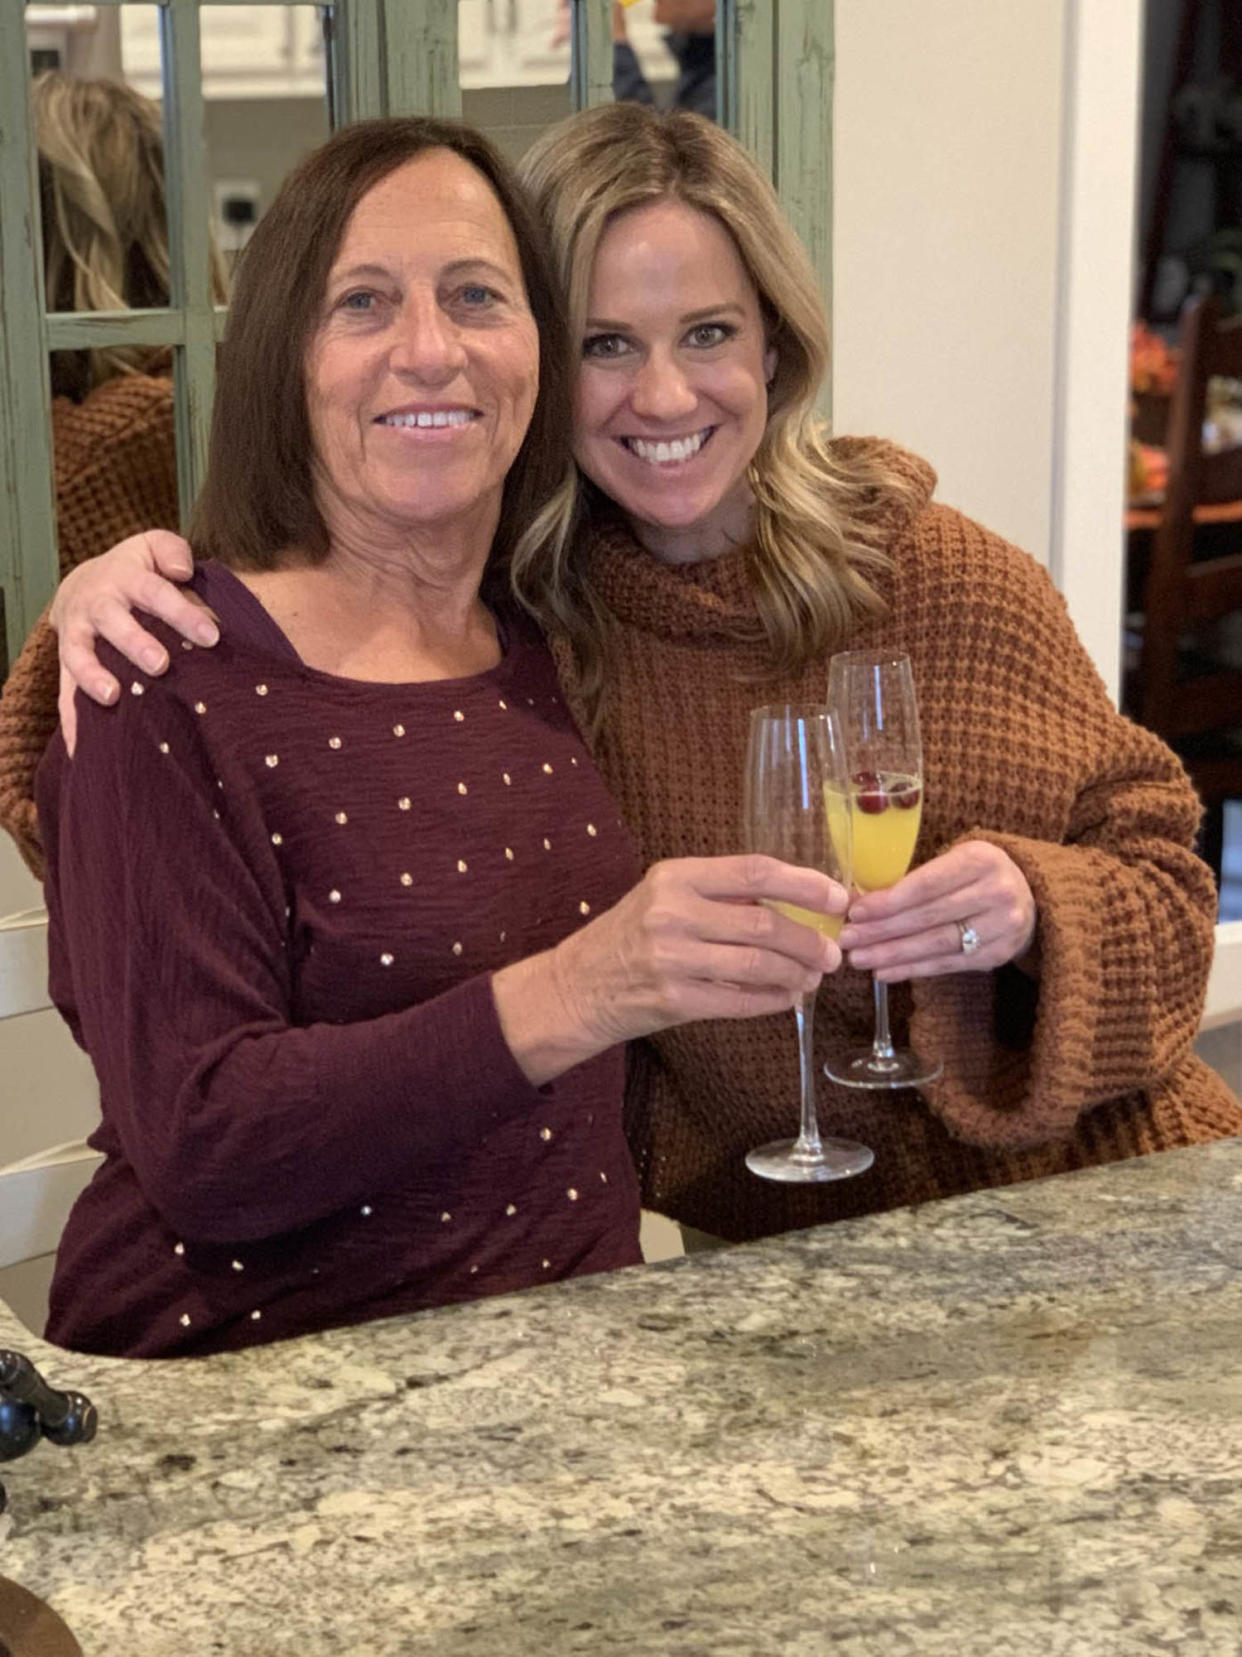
[265,754,279,768]
[456,859,468,873]
[194,701,207,714]
[328,736,342,750]
[158,742,170,755]
[579,901,591,916]
[255,683,268,695]
[334,811,348,825]
[271,833,283,846]
[398,797,411,811]
[393,723,405,737]
[457,782,468,795]
[586,824,597,837]
[567,1188,579,1202]
[400,872,413,887]
[130,681,145,696]
[380,952,393,967]
[451,942,463,956]
[453,710,465,723]
[328,890,341,904]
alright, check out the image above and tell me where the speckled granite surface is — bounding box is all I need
[1,1140,1240,1655]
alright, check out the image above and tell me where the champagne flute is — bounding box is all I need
[824,650,943,1089]
[742,705,875,1182]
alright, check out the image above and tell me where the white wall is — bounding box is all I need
[832,0,1068,566]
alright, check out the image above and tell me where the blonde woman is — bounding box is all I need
[0,73,227,870]
[11,105,1240,1247]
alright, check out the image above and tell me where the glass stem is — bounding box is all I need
[871,977,898,1066]
[793,991,824,1159]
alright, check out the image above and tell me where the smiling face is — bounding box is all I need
[305,148,539,555]
[574,198,775,564]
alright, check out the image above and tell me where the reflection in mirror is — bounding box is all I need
[457,0,695,161]
[29,7,167,330]
[120,3,331,277]
[47,343,181,604]
[1124,0,1242,919]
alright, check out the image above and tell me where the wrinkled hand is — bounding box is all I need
[838,840,1037,982]
[557,855,847,1043]
[495,855,849,1083]
[50,530,215,754]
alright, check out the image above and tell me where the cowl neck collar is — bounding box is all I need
[581,437,936,642]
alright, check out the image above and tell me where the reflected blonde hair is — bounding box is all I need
[34,72,228,397]
[516,102,921,729]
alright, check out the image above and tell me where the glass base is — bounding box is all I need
[823,1050,943,1091]
[745,1137,875,1184]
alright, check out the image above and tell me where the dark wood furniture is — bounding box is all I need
[1133,294,1242,877]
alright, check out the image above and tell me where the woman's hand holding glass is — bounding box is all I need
[493,853,848,1086]
[839,840,1038,980]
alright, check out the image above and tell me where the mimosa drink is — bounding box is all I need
[825,773,922,893]
[767,900,843,940]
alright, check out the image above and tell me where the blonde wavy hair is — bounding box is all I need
[34,71,228,397]
[515,101,921,729]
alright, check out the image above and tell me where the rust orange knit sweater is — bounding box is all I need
[0,374,177,876]
[548,440,1242,1240]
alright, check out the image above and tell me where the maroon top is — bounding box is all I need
[36,564,643,1358]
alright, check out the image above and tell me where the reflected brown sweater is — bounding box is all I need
[547,440,1242,1240]
[0,374,177,877]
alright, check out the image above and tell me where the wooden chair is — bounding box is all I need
[1137,294,1242,874]
[0,908,101,1332]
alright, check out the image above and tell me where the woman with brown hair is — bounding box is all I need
[12,105,1241,1256]
[22,114,845,1359]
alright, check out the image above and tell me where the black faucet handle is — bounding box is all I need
[40,1393,97,1448]
[0,1351,97,1446]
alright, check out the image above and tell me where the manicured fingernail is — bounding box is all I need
[97,680,118,703]
[802,972,822,993]
[141,648,167,673]
[171,560,193,578]
[195,620,219,646]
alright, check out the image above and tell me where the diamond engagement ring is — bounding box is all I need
[956,921,981,955]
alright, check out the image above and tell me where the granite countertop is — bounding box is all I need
[1,1140,1240,1656]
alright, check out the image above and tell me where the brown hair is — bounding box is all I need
[34,71,228,400]
[191,117,573,590]
[516,102,920,729]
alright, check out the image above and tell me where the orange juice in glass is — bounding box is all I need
[824,651,942,1090]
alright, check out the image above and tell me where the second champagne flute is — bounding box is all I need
[743,704,875,1182]
[824,650,943,1089]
